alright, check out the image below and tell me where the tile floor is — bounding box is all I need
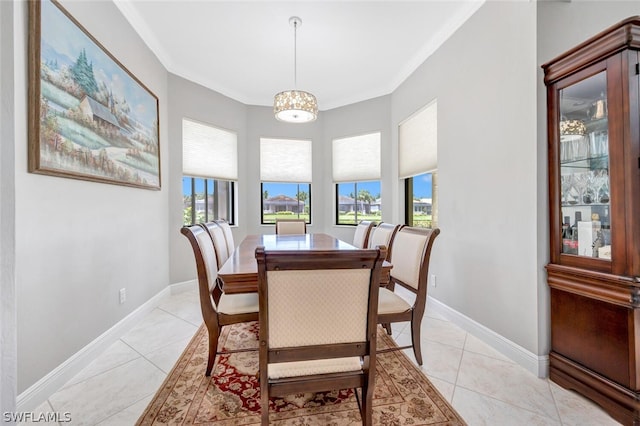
[25,287,621,425]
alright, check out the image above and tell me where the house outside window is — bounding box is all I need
[182,118,237,226]
[260,138,312,224]
[332,132,381,225]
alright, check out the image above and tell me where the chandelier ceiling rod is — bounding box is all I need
[273,16,318,124]
[293,17,298,88]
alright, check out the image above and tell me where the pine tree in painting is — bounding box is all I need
[71,49,99,96]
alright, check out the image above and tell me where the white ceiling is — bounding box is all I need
[115,1,484,111]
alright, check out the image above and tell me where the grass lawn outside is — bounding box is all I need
[262,212,432,228]
[263,212,383,225]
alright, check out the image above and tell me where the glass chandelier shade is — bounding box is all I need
[560,119,586,141]
[274,90,318,123]
[273,17,318,123]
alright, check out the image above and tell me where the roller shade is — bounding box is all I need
[260,138,312,183]
[182,118,237,180]
[332,132,381,182]
[399,100,437,178]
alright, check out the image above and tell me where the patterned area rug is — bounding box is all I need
[137,322,466,425]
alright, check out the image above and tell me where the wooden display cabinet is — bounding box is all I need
[543,17,640,425]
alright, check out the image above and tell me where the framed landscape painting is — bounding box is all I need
[28,0,160,190]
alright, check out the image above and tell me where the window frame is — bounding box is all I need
[183,176,235,226]
[335,181,381,226]
[404,172,435,229]
[260,182,312,225]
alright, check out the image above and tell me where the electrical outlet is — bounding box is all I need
[431,274,437,287]
[119,288,126,304]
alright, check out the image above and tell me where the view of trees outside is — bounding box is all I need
[262,183,311,223]
[409,172,433,228]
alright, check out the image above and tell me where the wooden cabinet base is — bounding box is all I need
[550,352,639,425]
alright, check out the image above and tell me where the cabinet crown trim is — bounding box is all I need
[542,16,640,84]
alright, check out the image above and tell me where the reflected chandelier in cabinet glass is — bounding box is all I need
[560,119,586,141]
[273,17,318,123]
[559,87,586,141]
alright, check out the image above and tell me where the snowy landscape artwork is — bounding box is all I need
[29,0,160,189]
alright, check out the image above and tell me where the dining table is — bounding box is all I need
[217,233,392,294]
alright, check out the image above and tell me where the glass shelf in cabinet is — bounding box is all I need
[560,154,609,168]
[561,201,610,207]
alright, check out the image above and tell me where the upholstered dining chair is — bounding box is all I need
[214,219,235,256]
[352,220,375,249]
[274,218,307,235]
[181,225,259,376]
[377,226,440,366]
[200,222,230,268]
[367,222,401,261]
[255,245,387,426]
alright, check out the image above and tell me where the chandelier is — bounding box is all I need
[273,17,318,123]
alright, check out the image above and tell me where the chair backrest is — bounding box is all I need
[214,219,235,255]
[256,245,386,360]
[257,247,385,350]
[275,218,307,235]
[389,227,440,292]
[180,225,219,323]
[352,220,375,249]
[200,222,229,268]
[256,246,386,424]
[367,222,401,260]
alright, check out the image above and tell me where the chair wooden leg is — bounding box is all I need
[361,384,373,425]
[410,318,423,366]
[261,390,269,425]
[383,323,392,335]
[205,326,220,376]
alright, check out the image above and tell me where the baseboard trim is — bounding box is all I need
[17,286,172,413]
[427,296,549,378]
[170,279,197,295]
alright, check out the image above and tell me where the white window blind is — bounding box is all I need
[182,118,237,180]
[260,138,312,183]
[332,132,381,182]
[399,99,437,178]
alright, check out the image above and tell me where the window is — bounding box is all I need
[336,181,381,225]
[261,182,311,224]
[182,118,236,226]
[183,177,234,225]
[332,132,381,225]
[399,100,437,228]
[260,138,312,224]
[405,172,436,228]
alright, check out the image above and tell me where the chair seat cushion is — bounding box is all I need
[378,287,412,315]
[217,292,259,315]
[269,357,362,379]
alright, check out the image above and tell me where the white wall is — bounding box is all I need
[392,2,541,354]
[244,106,325,237]
[1,0,17,416]
[322,95,392,244]
[167,75,247,285]
[14,0,169,392]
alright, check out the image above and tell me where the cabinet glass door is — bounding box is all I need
[559,71,611,260]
